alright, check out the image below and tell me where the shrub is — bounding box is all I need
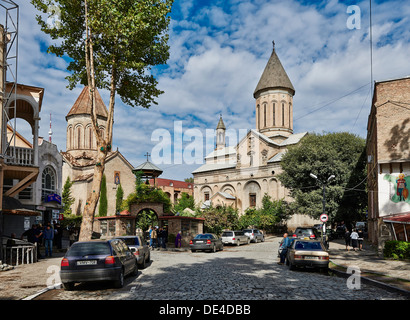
[383,241,410,260]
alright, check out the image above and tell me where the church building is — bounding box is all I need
[61,87,136,217]
[192,44,317,230]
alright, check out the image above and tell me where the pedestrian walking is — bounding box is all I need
[43,224,55,257]
[148,226,153,248]
[278,233,291,265]
[162,226,168,249]
[350,228,359,252]
[151,227,158,250]
[158,227,164,249]
[21,224,43,259]
[175,231,182,248]
[357,228,364,251]
[344,228,351,251]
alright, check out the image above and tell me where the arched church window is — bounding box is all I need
[272,102,276,126]
[42,166,56,200]
[67,126,73,150]
[282,103,285,126]
[263,103,267,128]
[289,103,292,128]
[256,105,260,129]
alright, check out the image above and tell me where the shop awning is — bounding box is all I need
[383,212,410,225]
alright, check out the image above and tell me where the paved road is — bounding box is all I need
[41,237,406,301]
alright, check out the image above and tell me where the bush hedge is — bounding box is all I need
[383,240,410,260]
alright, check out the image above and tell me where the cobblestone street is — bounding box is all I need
[42,238,406,301]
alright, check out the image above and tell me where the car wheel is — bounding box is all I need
[219,244,224,251]
[212,244,216,253]
[247,238,250,244]
[114,269,124,288]
[146,252,151,263]
[191,249,196,253]
[131,263,138,276]
[288,260,296,271]
[140,256,146,269]
[62,282,74,291]
[237,240,240,246]
[261,237,265,242]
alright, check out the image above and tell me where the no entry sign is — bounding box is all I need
[320,214,328,222]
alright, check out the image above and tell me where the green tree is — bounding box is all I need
[278,132,367,224]
[238,194,288,232]
[115,184,124,214]
[98,174,107,216]
[199,205,240,235]
[31,0,173,240]
[173,192,195,215]
[62,177,75,216]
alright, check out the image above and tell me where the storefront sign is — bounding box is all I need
[45,193,62,204]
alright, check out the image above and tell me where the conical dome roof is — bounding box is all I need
[216,115,226,130]
[66,86,108,120]
[253,44,295,98]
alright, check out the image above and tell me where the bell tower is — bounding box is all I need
[253,42,295,142]
[215,114,226,150]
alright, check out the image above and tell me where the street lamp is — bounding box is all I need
[309,173,335,246]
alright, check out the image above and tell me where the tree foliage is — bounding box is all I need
[239,194,289,232]
[173,192,195,215]
[98,174,107,216]
[115,183,124,214]
[278,132,367,224]
[62,177,75,216]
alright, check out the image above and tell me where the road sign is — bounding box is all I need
[320,214,328,222]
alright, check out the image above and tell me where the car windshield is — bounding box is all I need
[195,234,213,239]
[67,242,111,257]
[294,241,323,250]
[243,230,251,233]
[119,237,140,246]
[222,232,233,237]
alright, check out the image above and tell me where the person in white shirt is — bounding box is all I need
[350,229,359,251]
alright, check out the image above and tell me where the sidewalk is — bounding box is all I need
[0,251,65,300]
[328,239,410,296]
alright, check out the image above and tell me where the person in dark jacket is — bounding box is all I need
[43,224,55,257]
[344,229,351,251]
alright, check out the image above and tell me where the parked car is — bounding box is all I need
[286,239,329,272]
[60,239,138,290]
[115,235,150,269]
[221,230,250,246]
[189,233,223,253]
[243,229,265,243]
[292,227,321,240]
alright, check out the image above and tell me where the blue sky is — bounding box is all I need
[9,0,410,180]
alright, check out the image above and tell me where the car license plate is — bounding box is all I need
[196,241,203,243]
[304,256,318,260]
[77,260,97,266]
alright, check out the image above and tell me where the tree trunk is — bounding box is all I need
[78,147,107,241]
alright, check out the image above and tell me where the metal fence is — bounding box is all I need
[2,243,37,266]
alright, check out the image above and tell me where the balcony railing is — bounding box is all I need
[4,146,34,166]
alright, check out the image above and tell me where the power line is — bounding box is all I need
[294,82,370,121]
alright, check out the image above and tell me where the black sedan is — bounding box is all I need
[286,239,329,272]
[189,233,223,253]
[60,239,138,290]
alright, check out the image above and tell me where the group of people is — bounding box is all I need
[344,228,364,251]
[148,226,168,250]
[20,222,63,258]
[147,226,183,249]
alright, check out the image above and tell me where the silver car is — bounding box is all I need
[221,230,250,246]
[243,229,265,243]
[115,236,150,269]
